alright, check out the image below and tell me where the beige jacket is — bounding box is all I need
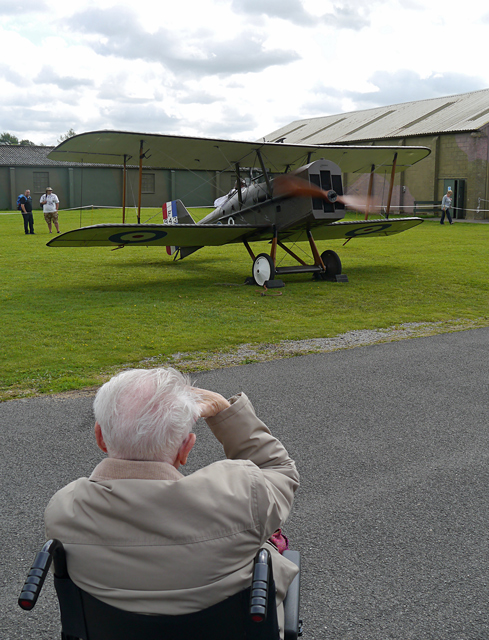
[44,393,299,615]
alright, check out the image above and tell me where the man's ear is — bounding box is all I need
[173,433,196,469]
[95,422,108,453]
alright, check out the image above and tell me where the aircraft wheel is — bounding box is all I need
[253,253,275,286]
[320,250,342,281]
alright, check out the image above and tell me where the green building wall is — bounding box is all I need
[0,164,237,211]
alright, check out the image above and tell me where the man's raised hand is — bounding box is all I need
[192,388,231,418]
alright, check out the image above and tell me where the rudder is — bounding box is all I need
[162,200,196,255]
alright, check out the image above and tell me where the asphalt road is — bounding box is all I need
[1,328,488,639]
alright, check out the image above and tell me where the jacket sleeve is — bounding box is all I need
[205,393,299,539]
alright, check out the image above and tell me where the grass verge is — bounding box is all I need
[1,207,488,400]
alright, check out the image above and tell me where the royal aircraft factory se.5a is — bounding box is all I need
[47,131,430,286]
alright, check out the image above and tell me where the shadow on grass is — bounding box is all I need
[47,259,413,297]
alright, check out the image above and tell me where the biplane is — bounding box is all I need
[47,131,430,285]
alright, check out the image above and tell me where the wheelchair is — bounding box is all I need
[19,539,302,640]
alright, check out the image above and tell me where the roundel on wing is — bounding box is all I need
[108,230,168,244]
[345,223,392,237]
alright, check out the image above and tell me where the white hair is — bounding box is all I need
[93,368,200,463]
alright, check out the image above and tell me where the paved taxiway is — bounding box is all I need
[1,328,488,639]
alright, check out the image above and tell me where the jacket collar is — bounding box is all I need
[89,458,184,481]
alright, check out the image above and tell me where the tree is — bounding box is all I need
[0,132,35,145]
[1,132,19,145]
[57,128,77,143]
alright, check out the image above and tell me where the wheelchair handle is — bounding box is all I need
[18,539,66,611]
[249,547,271,623]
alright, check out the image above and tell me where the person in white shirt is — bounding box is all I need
[40,187,60,233]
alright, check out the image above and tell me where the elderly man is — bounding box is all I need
[44,368,299,636]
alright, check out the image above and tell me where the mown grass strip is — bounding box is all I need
[1,207,488,400]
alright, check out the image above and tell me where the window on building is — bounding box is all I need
[33,172,49,193]
[142,173,155,194]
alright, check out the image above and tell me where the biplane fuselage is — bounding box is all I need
[202,159,344,229]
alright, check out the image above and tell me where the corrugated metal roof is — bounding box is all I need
[0,145,58,166]
[0,145,121,167]
[263,88,489,145]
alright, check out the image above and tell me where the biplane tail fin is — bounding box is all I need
[162,200,196,255]
[162,200,196,225]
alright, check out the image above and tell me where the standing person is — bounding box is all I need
[19,189,34,234]
[440,188,453,225]
[40,187,60,233]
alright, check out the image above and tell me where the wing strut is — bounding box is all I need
[256,150,273,197]
[385,152,398,219]
[234,163,244,208]
[137,140,144,224]
[365,164,375,220]
[122,154,128,223]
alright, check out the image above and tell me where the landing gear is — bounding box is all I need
[315,250,342,281]
[246,232,346,285]
[252,253,275,286]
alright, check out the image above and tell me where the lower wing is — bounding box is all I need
[280,217,423,242]
[46,223,271,247]
[46,218,422,248]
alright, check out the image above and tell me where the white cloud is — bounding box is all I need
[0,0,48,14]
[0,0,489,145]
[63,6,299,77]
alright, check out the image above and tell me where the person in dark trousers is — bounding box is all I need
[440,188,453,225]
[19,189,34,234]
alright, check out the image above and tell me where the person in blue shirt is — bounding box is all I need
[19,189,34,234]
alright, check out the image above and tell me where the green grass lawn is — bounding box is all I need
[1,207,488,400]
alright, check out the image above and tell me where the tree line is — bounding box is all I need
[0,129,77,146]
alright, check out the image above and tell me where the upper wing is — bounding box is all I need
[46,223,272,248]
[47,130,430,175]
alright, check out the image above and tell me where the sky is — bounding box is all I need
[2,0,489,146]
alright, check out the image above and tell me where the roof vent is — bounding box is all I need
[345,110,396,136]
[403,102,455,129]
[301,118,347,141]
[468,107,489,122]
[271,124,306,142]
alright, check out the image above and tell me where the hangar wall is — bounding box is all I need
[0,155,237,211]
[343,127,489,220]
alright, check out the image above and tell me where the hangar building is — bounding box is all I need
[2,88,489,219]
[0,145,226,212]
[263,88,489,220]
